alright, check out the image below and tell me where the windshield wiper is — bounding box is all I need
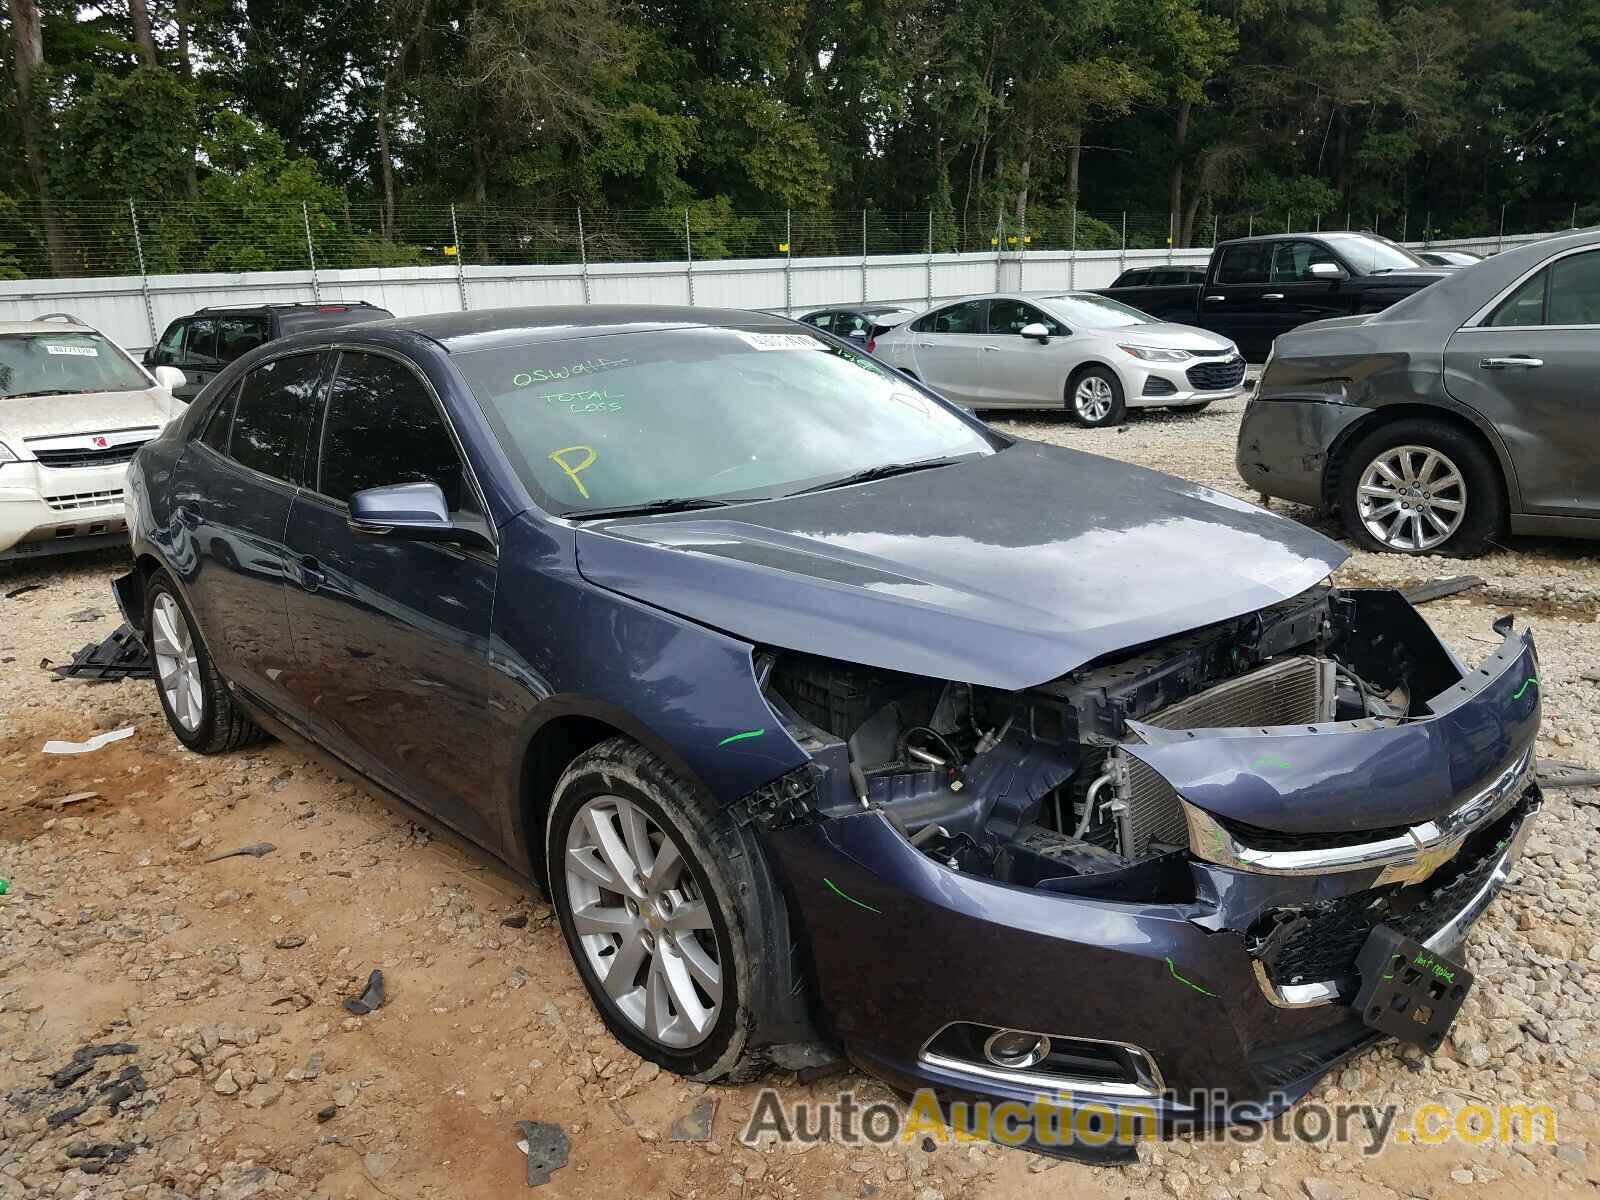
[3,389,82,399]
[792,455,968,495]
[566,496,738,520]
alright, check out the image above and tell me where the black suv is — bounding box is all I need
[145,302,393,400]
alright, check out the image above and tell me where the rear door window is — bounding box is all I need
[198,382,238,453]
[930,300,986,334]
[1488,270,1549,327]
[1547,251,1600,326]
[1214,244,1270,284]
[218,316,270,362]
[226,353,325,484]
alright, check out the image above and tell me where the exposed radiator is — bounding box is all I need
[1111,656,1336,856]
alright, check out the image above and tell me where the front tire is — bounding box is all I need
[145,571,265,753]
[547,738,778,1081]
[1338,419,1503,557]
[1068,367,1126,427]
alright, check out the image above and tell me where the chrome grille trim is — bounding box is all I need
[1183,745,1533,882]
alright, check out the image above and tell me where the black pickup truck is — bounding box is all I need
[1096,232,1453,361]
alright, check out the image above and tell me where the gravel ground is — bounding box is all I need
[3,395,1599,1199]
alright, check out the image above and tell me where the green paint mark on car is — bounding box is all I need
[717,729,766,747]
[1165,956,1217,998]
[1513,677,1538,701]
[1250,753,1292,772]
[824,877,881,914]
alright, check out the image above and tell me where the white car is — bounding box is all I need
[1,315,186,563]
[870,292,1247,427]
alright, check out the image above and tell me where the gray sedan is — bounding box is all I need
[1238,227,1600,556]
[871,292,1246,426]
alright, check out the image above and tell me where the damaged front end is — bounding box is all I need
[746,584,1541,1132]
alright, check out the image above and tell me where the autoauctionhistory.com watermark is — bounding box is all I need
[738,1088,1559,1157]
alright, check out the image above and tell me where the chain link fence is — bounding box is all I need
[3,198,1591,282]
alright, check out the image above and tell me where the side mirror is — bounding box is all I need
[152,365,187,394]
[142,349,155,366]
[348,481,495,553]
[1309,261,1345,280]
[1019,322,1051,343]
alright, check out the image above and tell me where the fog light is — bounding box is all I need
[983,1029,1051,1070]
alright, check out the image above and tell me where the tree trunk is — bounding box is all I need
[1168,100,1190,250]
[376,98,396,240]
[176,0,192,78]
[471,128,489,206]
[1182,190,1204,248]
[7,0,70,276]
[129,0,158,65]
[175,0,199,197]
[1013,142,1030,234]
[1066,131,1081,200]
[1332,108,1348,200]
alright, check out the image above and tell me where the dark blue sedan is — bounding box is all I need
[118,306,1540,1153]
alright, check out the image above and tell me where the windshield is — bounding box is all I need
[456,327,996,513]
[1320,235,1428,274]
[1037,294,1156,328]
[0,332,150,398]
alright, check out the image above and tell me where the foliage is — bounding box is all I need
[3,0,1598,275]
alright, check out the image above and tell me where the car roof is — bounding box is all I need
[346,305,801,353]
[192,301,388,315]
[0,318,107,336]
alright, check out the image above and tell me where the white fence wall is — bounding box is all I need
[0,232,1562,352]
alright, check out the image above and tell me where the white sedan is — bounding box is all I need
[869,292,1246,426]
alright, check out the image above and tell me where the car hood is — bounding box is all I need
[0,386,179,444]
[573,441,1347,690]
[1107,322,1239,354]
[1360,269,1451,287]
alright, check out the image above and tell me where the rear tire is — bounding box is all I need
[1068,367,1126,428]
[1337,419,1503,557]
[145,570,266,754]
[547,737,782,1082]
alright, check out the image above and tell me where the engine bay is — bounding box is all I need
[757,584,1466,894]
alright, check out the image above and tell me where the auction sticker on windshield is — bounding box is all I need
[734,331,825,352]
[43,344,99,357]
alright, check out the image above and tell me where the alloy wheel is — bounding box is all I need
[1074,375,1115,422]
[563,794,722,1049]
[150,592,204,732]
[1355,444,1467,552]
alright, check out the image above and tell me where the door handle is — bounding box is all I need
[297,555,326,593]
[1203,294,1225,302]
[1479,356,1544,370]
[1263,293,1285,301]
[916,341,935,348]
[982,345,1001,352]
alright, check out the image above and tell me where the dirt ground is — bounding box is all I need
[3,395,1599,1199]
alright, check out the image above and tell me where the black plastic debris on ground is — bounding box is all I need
[344,969,385,1015]
[50,623,152,682]
[514,1121,569,1186]
[49,1043,138,1089]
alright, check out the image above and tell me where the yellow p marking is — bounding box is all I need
[549,445,598,499]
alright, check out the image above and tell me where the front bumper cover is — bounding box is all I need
[759,620,1541,1131]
